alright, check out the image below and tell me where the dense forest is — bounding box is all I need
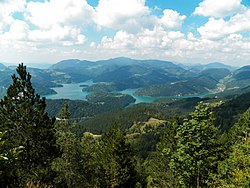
[0,64,249,187]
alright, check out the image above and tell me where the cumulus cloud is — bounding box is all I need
[95,0,152,32]
[95,1,186,32]
[97,27,188,59]
[1,20,29,42]
[29,25,86,46]
[0,0,250,66]
[198,10,250,39]
[160,9,186,29]
[25,0,95,29]
[193,0,245,18]
[0,0,91,54]
[94,26,250,65]
[0,0,26,24]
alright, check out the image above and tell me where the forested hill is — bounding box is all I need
[0,58,245,99]
[0,64,249,187]
[46,92,135,119]
[45,90,250,135]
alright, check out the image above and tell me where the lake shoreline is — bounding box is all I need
[44,80,216,104]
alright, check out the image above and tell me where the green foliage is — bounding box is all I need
[75,104,165,134]
[52,126,82,187]
[145,119,179,187]
[214,137,250,187]
[98,126,141,188]
[0,63,59,186]
[0,131,24,186]
[214,92,250,130]
[135,75,219,97]
[170,102,223,187]
[52,103,101,187]
[1,62,250,187]
[229,107,250,143]
[212,108,250,187]
[52,102,81,187]
[46,92,135,119]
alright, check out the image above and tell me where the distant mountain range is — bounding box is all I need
[0,57,249,99]
[185,62,237,71]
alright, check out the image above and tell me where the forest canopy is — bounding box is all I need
[0,64,249,187]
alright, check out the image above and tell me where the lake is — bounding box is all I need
[45,80,211,104]
[45,81,159,103]
[45,80,94,100]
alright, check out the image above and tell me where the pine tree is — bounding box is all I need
[170,102,223,188]
[52,103,101,188]
[145,119,179,187]
[79,132,101,187]
[0,63,59,185]
[0,131,23,187]
[52,102,83,187]
[98,126,140,188]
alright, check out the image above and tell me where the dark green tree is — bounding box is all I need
[0,63,59,185]
[98,126,140,188]
[52,102,84,187]
[0,131,23,187]
[52,103,101,187]
[145,119,179,187]
[170,102,223,188]
[213,108,250,187]
[78,132,101,187]
[229,107,250,144]
[214,137,250,187]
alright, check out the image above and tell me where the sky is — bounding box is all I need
[0,0,250,66]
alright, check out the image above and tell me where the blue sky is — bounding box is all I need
[0,0,250,66]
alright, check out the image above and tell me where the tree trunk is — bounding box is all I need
[197,168,200,188]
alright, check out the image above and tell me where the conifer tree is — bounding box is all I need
[0,131,23,187]
[98,126,140,188]
[53,103,102,188]
[79,132,101,187]
[52,102,83,187]
[145,119,179,187]
[0,63,59,185]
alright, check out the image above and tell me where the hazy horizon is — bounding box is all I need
[0,56,241,69]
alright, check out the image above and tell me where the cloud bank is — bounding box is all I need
[0,0,250,66]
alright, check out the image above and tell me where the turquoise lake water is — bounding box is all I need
[45,80,94,100]
[45,80,211,104]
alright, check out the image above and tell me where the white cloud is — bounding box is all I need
[25,0,95,29]
[94,26,250,66]
[160,9,186,29]
[1,20,29,42]
[0,0,90,56]
[0,22,3,34]
[0,0,26,24]
[198,10,250,39]
[29,25,86,46]
[198,18,227,39]
[97,27,187,59]
[193,0,245,18]
[95,0,152,32]
[90,42,96,48]
[0,0,250,66]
